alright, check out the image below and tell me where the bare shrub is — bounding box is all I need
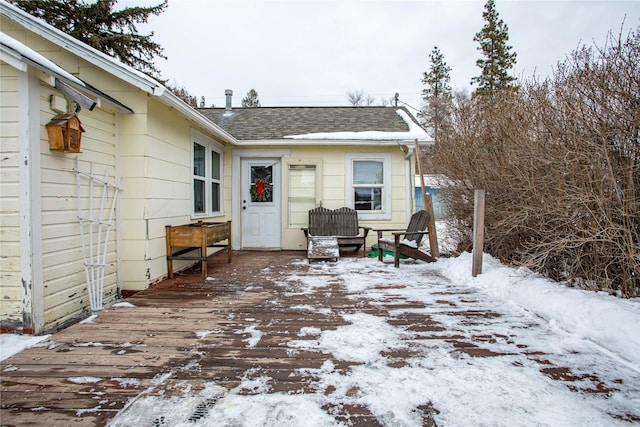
[432,26,639,297]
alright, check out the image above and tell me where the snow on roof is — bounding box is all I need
[284,109,429,141]
[415,174,449,188]
[0,31,84,86]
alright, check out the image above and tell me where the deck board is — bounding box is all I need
[2,250,628,426]
[1,252,375,426]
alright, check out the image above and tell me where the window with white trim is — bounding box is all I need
[346,153,391,220]
[192,131,223,217]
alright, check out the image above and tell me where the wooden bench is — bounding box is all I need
[302,207,371,258]
[165,221,231,278]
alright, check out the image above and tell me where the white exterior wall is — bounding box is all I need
[39,90,119,332]
[120,98,193,290]
[1,18,117,331]
[1,12,237,329]
[119,97,232,291]
[0,61,22,326]
[0,61,119,332]
[274,145,411,251]
[71,61,234,293]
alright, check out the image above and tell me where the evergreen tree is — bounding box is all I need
[419,46,453,141]
[471,0,517,95]
[241,89,261,107]
[9,0,168,80]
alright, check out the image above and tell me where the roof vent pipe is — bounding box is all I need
[225,89,233,111]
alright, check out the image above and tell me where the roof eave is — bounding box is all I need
[159,91,238,145]
[1,1,237,145]
[233,139,428,146]
[1,1,163,95]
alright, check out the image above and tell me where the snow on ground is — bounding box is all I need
[444,252,640,368]
[3,250,640,426]
[0,334,50,361]
[106,253,639,426]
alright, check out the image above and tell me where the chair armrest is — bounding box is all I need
[391,230,429,238]
[301,227,309,238]
[375,228,407,239]
[359,226,372,238]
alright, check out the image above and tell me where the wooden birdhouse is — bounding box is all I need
[46,113,84,153]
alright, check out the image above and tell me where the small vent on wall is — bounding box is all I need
[50,94,67,113]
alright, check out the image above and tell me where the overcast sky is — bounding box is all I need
[131,0,640,112]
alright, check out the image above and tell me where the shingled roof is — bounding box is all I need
[197,106,428,142]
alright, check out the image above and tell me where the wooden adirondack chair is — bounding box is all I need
[375,210,436,267]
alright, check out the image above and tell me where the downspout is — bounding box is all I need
[404,146,415,222]
[114,113,123,297]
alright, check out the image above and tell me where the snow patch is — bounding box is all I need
[80,315,98,324]
[112,302,136,308]
[237,325,263,348]
[0,334,50,361]
[68,376,102,384]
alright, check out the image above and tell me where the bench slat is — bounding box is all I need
[304,207,368,256]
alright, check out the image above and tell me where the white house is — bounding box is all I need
[0,0,431,334]
[0,1,236,333]
[199,101,431,252]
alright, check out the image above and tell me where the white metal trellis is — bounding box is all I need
[75,157,122,312]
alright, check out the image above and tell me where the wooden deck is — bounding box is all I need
[1,250,634,426]
[2,251,419,426]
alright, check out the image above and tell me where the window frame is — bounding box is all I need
[345,153,391,220]
[191,129,224,218]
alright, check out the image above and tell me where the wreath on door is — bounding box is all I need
[251,178,272,202]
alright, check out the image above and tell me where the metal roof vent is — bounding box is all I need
[225,89,233,111]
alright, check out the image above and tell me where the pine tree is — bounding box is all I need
[9,0,168,80]
[471,0,517,95]
[419,46,453,141]
[241,89,261,107]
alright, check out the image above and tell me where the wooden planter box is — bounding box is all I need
[165,221,231,278]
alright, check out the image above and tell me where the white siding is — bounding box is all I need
[118,98,233,291]
[276,146,411,250]
[0,62,22,325]
[1,16,120,331]
[38,86,119,331]
[1,13,238,329]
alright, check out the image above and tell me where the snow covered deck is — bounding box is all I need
[1,251,639,426]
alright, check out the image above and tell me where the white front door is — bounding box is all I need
[241,158,281,248]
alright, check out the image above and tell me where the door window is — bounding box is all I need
[250,165,273,203]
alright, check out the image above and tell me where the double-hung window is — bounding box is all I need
[192,130,223,217]
[346,153,391,220]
